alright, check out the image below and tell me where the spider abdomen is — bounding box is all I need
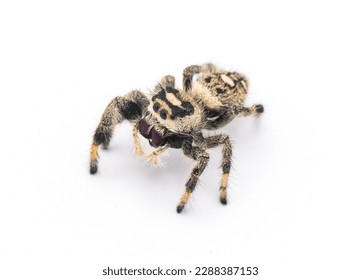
[196,71,248,108]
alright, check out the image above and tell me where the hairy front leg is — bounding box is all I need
[90,90,149,174]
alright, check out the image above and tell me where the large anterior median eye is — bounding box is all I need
[153,103,160,112]
[160,110,167,120]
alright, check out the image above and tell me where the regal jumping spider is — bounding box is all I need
[89,63,264,213]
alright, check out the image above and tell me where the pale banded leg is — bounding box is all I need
[132,123,145,157]
[146,145,169,166]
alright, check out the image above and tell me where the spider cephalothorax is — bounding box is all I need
[149,85,203,134]
[89,63,264,213]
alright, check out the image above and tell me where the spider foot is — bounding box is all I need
[176,204,185,213]
[90,163,98,174]
[220,195,227,205]
[253,104,264,115]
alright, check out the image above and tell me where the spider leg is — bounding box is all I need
[238,104,264,117]
[199,134,233,205]
[89,90,149,174]
[205,103,264,130]
[177,142,209,213]
[183,63,218,91]
[153,75,175,92]
[146,145,169,166]
[132,122,145,156]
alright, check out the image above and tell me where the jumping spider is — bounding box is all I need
[89,63,264,213]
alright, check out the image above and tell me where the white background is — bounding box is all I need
[1,1,360,279]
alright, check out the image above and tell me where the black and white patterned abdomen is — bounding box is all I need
[194,71,248,108]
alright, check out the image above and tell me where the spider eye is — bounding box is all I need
[160,110,167,120]
[153,103,160,112]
